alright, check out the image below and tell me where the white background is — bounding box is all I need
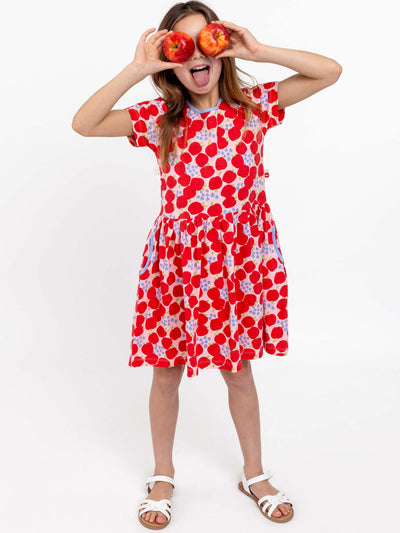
[1,0,399,531]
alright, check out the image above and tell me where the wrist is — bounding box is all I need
[127,61,148,81]
[252,43,271,63]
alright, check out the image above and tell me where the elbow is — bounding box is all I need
[329,62,343,83]
[334,62,343,77]
[72,124,88,137]
[72,119,89,136]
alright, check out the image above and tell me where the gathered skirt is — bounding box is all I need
[129,201,288,378]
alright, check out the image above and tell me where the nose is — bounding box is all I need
[190,38,205,61]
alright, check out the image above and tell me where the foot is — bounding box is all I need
[244,471,293,518]
[141,480,174,525]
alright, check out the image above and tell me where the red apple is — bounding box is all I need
[198,23,230,56]
[163,31,195,63]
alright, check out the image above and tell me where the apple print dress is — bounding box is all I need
[124,81,288,378]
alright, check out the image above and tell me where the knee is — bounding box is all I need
[152,365,185,390]
[220,360,254,389]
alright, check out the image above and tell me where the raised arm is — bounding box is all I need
[71,28,183,137]
[210,19,342,110]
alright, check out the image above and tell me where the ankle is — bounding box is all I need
[154,465,175,478]
[243,464,264,479]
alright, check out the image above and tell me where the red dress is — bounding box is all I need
[124,81,288,378]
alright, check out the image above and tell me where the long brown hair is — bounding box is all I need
[151,1,262,170]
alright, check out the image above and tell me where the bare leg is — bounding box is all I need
[141,365,185,525]
[220,360,292,518]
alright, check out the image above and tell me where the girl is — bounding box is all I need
[72,1,341,528]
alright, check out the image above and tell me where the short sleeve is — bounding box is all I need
[245,81,285,130]
[123,97,165,149]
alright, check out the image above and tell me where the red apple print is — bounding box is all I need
[221,184,235,197]
[191,177,204,190]
[188,202,203,215]
[224,106,237,119]
[236,141,247,154]
[128,81,288,377]
[209,176,222,189]
[271,326,283,339]
[192,120,203,132]
[215,157,227,170]
[266,289,279,302]
[265,313,276,326]
[189,142,202,155]
[278,308,288,320]
[207,203,222,216]
[182,185,196,199]
[181,152,192,164]
[206,142,218,157]
[222,170,236,183]
[228,127,241,141]
[198,357,211,369]
[276,340,288,352]
[266,257,278,272]
[200,166,214,178]
[275,271,286,284]
[206,116,218,129]
[223,196,236,208]
[231,154,243,168]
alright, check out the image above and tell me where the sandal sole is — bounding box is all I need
[138,514,171,530]
[138,484,173,529]
[238,481,294,523]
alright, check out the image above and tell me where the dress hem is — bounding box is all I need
[128,346,288,377]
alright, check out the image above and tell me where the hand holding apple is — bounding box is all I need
[207,20,261,61]
[132,28,184,75]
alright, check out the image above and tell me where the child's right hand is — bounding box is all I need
[132,27,183,76]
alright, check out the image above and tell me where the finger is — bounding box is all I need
[215,49,235,59]
[161,62,183,70]
[148,28,168,44]
[140,27,156,41]
[154,29,172,46]
[211,20,243,32]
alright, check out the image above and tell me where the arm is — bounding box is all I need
[252,44,342,110]
[71,27,183,137]
[71,63,147,136]
[212,20,343,110]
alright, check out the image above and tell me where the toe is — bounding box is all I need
[272,506,282,517]
[278,504,288,515]
[156,513,166,523]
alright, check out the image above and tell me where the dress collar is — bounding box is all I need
[186,97,222,114]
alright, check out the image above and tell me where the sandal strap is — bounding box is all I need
[242,467,273,493]
[138,498,172,520]
[145,475,175,492]
[258,492,293,518]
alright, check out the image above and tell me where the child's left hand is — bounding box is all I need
[210,20,261,61]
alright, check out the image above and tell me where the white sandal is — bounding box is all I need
[238,467,294,523]
[138,474,175,530]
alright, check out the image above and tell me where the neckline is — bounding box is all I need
[186,96,222,114]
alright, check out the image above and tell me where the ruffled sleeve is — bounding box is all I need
[123,97,166,149]
[245,81,285,130]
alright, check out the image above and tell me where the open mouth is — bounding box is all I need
[190,65,210,76]
[190,65,210,87]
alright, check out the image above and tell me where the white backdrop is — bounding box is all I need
[1,0,399,532]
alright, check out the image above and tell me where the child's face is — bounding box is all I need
[171,13,222,97]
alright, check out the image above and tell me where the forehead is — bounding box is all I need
[172,13,207,37]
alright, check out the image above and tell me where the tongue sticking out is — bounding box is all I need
[191,67,210,87]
